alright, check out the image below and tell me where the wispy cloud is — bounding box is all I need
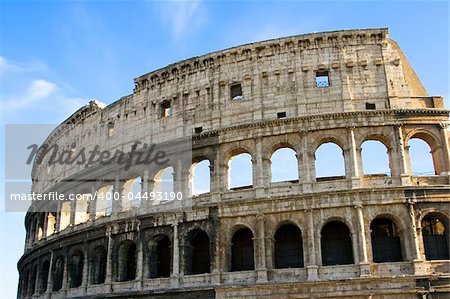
[157,0,206,42]
[0,57,87,124]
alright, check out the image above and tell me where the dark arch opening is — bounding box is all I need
[274,224,304,268]
[117,241,137,281]
[69,251,84,288]
[52,256,65,291]
[422,214,449,260]
[148,235,171,278]
[39,260,50,294]
[321,221,354,266]
[29,264,37,295]
[231,228,254,271]
[185,229,211,275]
[90,246,107,285]
[370,218,403,263]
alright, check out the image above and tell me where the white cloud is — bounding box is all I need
[158,0,205,41]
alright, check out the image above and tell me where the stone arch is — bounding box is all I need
[313,138,346,180]
[274,223,304,268]
[122,176,142,210]
[148,234,171,278]
[184,229,211,275]
[225,148,253,190]
[190,157,211,196]
[38,259,50,294]
[370,216,403,262]
[270,145,299,183]
[360,139,392,176]
[90,245,107,285]
[230,226,255,271]
[117,240,137,282]
[405,129,443,175]
[420,211,449,260]
[95,184,113,218]
[68,249,84,288]
[320,220,354,266]
[29,263,38,296]
[52,255,65,291]
[153,166,174,194]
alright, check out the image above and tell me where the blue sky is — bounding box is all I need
[0,1,448,298]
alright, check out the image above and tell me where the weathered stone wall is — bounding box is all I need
[18,28,450,299]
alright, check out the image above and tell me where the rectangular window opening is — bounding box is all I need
[277,112,287,119]
[230,83,243,100]
[161,100,172,118]
[365,102,376,110]
[195,126,203,134]
[315,71,330,88]
[107,123,114,137]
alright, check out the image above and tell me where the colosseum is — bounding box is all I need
[17,28,450,299]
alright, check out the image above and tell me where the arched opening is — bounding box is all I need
[153,167,174,195]
[315,142,345,180]
[117,240,137,281]
[52,256,65,291]
[228,153,253,190]
[185,229,211,275]
[274,224,304,268]
[190,160,211,196]
[39,260,50,294]
[148,235,171,278]
[361,140,391,176]
[95,185,113,218]
[271,148,299,183]
[74,194,90,225]
[60,201,71,231]
[370,218,403,262]
[321,221,353,266]
[46,213,55,236]
[90,246,107,285]
[29,264,37,295]
[408,137,436,175]
[422,214,449,260]
[231,227,254,271]
[21,269,29,298]
[122,177,142,210]
[69,250,84,288]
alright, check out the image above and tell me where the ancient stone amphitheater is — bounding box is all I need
[17,28,450,299]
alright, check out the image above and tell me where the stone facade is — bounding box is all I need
[17,28,450,299]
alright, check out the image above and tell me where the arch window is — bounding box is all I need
[361,140,391,176]
[231,228,254,271]
[90,246,107,285]
[39,260,50,294]
[122,177,142,210]
[95,185,113,218]
[60,201,71,231]
[117,240,137,281]
[69,251,84,288]
[52,256,65,291]
[408,137,436,175]
[29,264,37,295]
[185,229,210,275]
[321,221,353,266]
[148,235,171,278]
[274,224,304,268]
[153,167,174,195]
[190,160,210,196]
[74,194,90,225]
[271,148,299,183]
[422,215,449,260]
[315,142,345,180]
[46,213,55,236]
[228,153,253,190]
[370,218,402,262]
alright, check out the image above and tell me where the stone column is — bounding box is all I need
[306,209,318,281]
[42,212,48,239]
[439,123,450,175]
[254,137,265,198]
[300,132,313,192]
[256,214,267,282]
[170,216,180,286]
[395,124,411,185]
[46,251,54,294]
[408,199,426,275]
[89,184,97,221]
[347,127,360,188]
[82,247,89,291]
[142,170,149,209]
[136,238,144,289]
[55,201,62,232]
[355,205,371,277]
[112,175,123,215]
[69,198,76,226]
[104,230,114,290]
